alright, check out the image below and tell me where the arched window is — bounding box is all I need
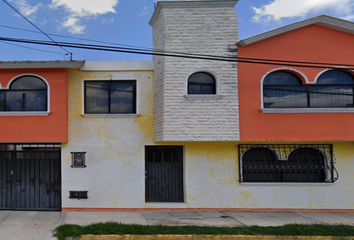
[239,144,334,183]
[242,147,279,182]
[311,70,354,108]
[0,76,47,111]
[263,71,307,108]
[263,70,354,108]
[188,72,216,94]
[287,147,326,182]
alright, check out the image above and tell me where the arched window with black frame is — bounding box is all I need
[287,147,327,182]
[263,71,307,108]
[242,147,279,182]
[188,72,216,94]
[311,70,354,108]
[0,76,47,111]
[263,69,354,108]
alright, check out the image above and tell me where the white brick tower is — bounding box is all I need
[149,0,239,142]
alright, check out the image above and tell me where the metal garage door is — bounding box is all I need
[0,144,61,210]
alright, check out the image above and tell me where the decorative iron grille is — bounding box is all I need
[238,144,338,183]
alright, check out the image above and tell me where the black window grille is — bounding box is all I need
[238,144,338,183]
[0,76,47,111]
[263,70,354,108]
[188,72,216,94]
[84,80,136,114]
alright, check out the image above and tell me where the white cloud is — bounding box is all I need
[9,0,43,19]
[253,0,354,22]
[51,0,118,34]
[63,17,85,34]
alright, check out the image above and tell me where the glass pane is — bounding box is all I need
[189,73,215,84]
[310,86,353,108]
[5,91,46,111]
[263,72,301,85]
[201,84,216,94]
[188,84,200,94]
[317,70,354,85]
[110,81,135,113]
[264,86,307,108]
[85,82,109,113]
[188,72,216,94]
[0,92,4,111]
[10,76,47,90]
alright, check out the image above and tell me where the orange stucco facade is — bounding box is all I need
[238,25,354,141]
[0,68,68,143]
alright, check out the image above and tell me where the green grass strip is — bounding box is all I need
[54,222,354,240]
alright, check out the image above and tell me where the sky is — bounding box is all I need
[1,0,354,62]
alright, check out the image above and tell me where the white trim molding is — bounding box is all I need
[238,15,354,47]
[260,108,354,113]
[149,0,239,26]
[184,95,223,100]
[314,67,354,83]
[81,114,140,118]
[0,112,51,116]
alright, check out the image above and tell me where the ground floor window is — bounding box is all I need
[238,144,338,183]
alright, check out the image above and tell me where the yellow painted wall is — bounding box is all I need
[62,65,354,209]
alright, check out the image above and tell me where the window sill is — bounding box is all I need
[260,108,354,113]
[184,95,223,100]
[0,111,50,116]
[81,114,140,118]
[241,182,333,186]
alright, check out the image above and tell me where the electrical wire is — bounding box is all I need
[0,24,154,51]
[1,0,72,57]
[0,41,64,55]
[1,36,354,70]
[2,23,354,67]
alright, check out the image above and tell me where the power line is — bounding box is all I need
[0,24,154,51]
[2,23,354,68]
[1,0,72,58]
[1,36,354,70]
[0,41,64,55]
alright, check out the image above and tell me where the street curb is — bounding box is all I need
[78,235,354,240]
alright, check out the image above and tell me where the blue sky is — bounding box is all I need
[1,0,354,61]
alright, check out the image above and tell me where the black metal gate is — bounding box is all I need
[145,146,184,202]
[0,144,61,210]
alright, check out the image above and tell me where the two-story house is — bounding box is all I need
[1,0,354,211]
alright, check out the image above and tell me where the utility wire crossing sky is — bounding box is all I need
[1,0,354,62]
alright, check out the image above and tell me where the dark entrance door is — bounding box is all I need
[145,146,184,202]
[0,144,61,210]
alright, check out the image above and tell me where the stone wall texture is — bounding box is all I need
[151,1,240,142]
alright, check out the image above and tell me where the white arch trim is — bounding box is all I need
[314,66,354,83]
[0,73,51,116]
[184,70,223,100]
[260,68,309,109]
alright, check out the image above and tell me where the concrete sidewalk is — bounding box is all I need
[0,210,353,240]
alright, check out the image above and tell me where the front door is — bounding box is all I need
[0,144,61,210]
[145,146,184,202]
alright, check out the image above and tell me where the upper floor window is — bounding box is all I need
[188,72,216,94]
[0,76,47,111]
[84,80,136,114]
[263,70,354,108]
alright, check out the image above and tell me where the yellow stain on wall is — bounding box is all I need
[134,116,154,139]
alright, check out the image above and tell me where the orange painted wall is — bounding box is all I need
[238,25,354,141]
[0,69,68,143]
